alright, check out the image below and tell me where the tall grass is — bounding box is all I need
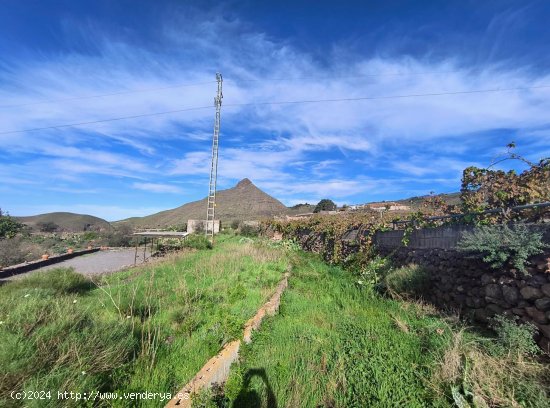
[222,249,550,407]
[0,235,288,407]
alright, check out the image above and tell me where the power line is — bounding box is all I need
[0,69,484,109]
[223,84,550,108]
[0,105,213,135]
[226,70,463,83]
[0,80,217,109]
[1,84,549,135]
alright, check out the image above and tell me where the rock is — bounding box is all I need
[527,274,548,287]
[541,284,550,297]
[502,285,519,305]
[512,308,527,316]
[474,308,488,323]
[535,297,550,312]
[520,286,543,300]
[536,324,550,340]
[481,274,495,285]
[486,304,504,316]
[525,307,548,325]
[485,284,502,299]
[485,296,511,309]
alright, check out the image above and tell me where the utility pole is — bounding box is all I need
[205,73,223,243]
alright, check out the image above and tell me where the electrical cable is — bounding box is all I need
[0,80,217,109]
[1,84,549,135]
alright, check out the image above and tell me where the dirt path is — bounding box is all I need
[8,248,150,279]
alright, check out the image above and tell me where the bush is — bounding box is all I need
[0,237,26,267]
[489,315,540,357]
[457,223,547,273]
[37,221,59,232]
[0,210,23,239]
[239,223,259,237]
[183,234,212,250]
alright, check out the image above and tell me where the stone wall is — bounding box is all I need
[378,247,550,351]
[282,224,550,351]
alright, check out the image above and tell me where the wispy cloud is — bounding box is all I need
[1,6,548,218]
[132,182,184,194]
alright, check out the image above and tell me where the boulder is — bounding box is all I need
[502,285,519,305]
[520,286,543,300]
[535,297,550,312]
[485,284,502,299]
[525,307,548,325]
[481,274,496,285]
[541,284,550,298]
[486,304,504,316]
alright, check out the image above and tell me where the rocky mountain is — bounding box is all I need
[118,178,288,228]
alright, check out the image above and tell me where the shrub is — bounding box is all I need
[0,237,26,267]
[37,221,59,232]
[0,209,23,239]
[231,220,240,230]
[183,234,212,250]
[239,223,259,237]
[489,315,540,357]
[457,223,547,273]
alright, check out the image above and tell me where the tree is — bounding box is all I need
[314,199,337,213]
[37,221,59,232]
[0,208,23,239]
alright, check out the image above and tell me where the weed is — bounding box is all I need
[457,223,547,273]
[383,263,430,298]
[489,315,540,357]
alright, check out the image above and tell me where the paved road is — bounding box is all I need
[9,248,151,279]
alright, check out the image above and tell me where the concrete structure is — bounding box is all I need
[187,219,220,234]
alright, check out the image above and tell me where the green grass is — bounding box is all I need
[0,235,288,407]
[223,249,550,408]
[226,251,450,407]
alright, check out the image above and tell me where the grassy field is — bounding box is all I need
[220,247,550,408]
[0,235,288,407]
[2,235,548,408]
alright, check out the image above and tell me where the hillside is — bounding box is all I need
[16,212,112,232]
[394,192,461,209]
[118,178,288,228]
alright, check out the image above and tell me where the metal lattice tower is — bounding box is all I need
[205,72,223,242]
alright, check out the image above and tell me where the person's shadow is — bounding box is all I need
[232,368,277,408]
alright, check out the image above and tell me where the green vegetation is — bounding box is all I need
[0,236,288,407]
[313,198,337,213]
[221,247,549,407]
[457,223,547,273]
[0,209,23,239]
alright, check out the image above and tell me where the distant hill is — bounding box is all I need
[17,212,112,232]
[286,203,316,215]
[394,192,461,209]
[118,178,288,228]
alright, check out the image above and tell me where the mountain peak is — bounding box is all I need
[236,178,253,188]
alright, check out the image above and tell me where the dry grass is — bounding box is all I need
[429,327,550,407]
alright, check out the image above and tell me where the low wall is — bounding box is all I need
[0,248,100,279]
[282,223,550,351]
[379,246,550,351]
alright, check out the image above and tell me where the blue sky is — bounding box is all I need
[1,0,549,221]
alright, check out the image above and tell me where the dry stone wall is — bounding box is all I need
[378,246,550,351]
[283,224,550,351]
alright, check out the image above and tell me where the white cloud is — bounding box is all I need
[132,182,184,194]
[1,10,549,218]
